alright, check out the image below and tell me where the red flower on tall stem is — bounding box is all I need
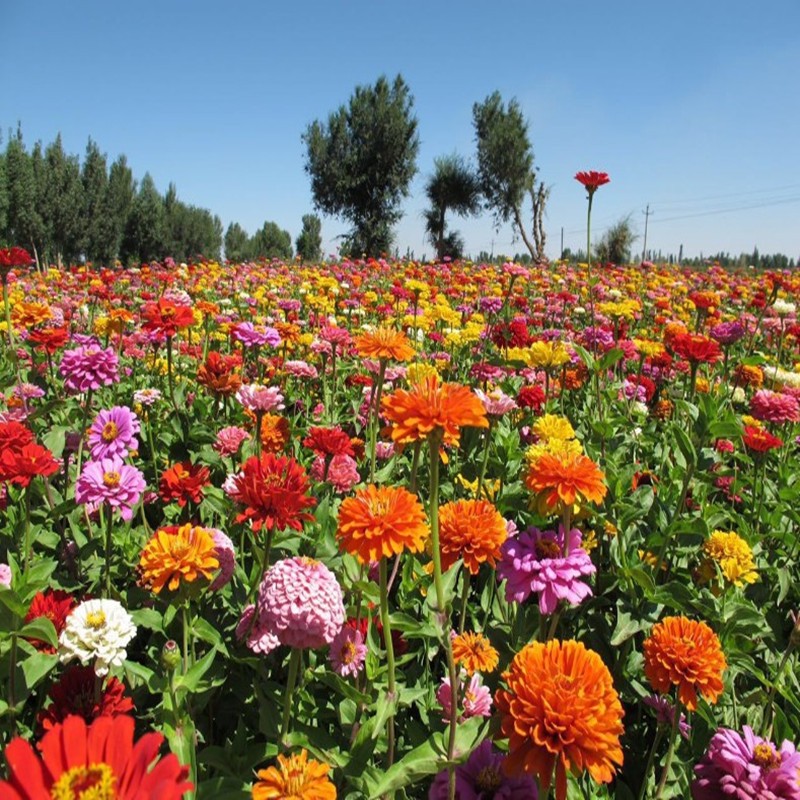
[159,461,211,507]
[228,453,316,533]
[24,589,77,654]
[0,442,60,487]
[141,298,195,337]
[574,171,611,194]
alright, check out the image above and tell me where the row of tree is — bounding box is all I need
[0,128,324,267]
[303,76,549,261]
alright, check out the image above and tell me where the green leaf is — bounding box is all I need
[21,652,59,688]
[196,778,249,800]
[0,587,28,619]
[175,647,218,695]
[18,617,58,648]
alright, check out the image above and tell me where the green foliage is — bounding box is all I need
[295,214,322,262]
[251,220,293,260]
[224,222,250,263]
[423,154,480,261]
[303,74,419,257]
[81,138,117,266]
[596,215,637,265]
[41,134,84,266]
[3,129,44,262]
[121,172,166,265]
[164,183,223,262]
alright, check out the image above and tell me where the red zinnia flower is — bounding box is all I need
[27,326,70,354]
[303,426,354,458]
[228,453,317,533]
[517,385,546,413]
[158,461,210,507]
[574,171,611,194]
[141,298,195,337]
[0,714,192,799]
[0,421,34,455]
[37,665,134,732]
[0,442,60,487]
[24,589,78,654]
[742,425,783,454]
[670,333,722,364]
[0,247,33,268]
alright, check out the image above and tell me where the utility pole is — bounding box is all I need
[642,204,653,263]
[490,238,495,261]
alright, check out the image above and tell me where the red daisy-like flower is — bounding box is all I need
[37,665,134,732]
[0,422,34,455]
[302,426,354,458]
[24,590,78,654]
[158,461,210,507]
[575,171,611,193]
[0,247,33,269]
[141,298,195,338]
[0,714,192,799]
[0,442,60,487]
[742,425,783,454]
[228,453,317,533]
[27,326,70,354]
[670,333,722,364]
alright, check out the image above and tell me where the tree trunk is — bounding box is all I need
[512,206,537,261]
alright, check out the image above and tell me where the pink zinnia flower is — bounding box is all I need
[233,322,281,348]
[75,458,146,521]
[475,387,518,416]
[213,426,250,457]
[209,529,236,592]
[692,726,800,800]
[311,453,360,493]
[235,384,285,413]
[750,390,800,424]
[328,625,367,678]
[0,563,11,587]
[436,672,492,721]
[133,388,161,407]
[59,345,119,394]
[87,406,140,461]
[283,360,318,379]
[319,325,352,348]
[235,604,279,655]
[497,525,596,614]
[256,556,345,649]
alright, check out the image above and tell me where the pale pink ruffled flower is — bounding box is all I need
[235,384,285,413]
[283,360,318,379]
[311,453,360,493]
[236,604,279,655]
[214,426,250,457]
[475,387,518,416]
[436,672,492,721]
[209,529,236,591]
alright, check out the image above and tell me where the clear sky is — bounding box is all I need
[4,1,800,262]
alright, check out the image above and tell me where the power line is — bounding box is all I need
[648,183,800,208]
[649,194,800,224]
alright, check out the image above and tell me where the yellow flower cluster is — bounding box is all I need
[699,530,758,588]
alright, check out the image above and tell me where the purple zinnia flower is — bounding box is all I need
[710,319,746,346]
[692,726,800,800]
[59,345,119,394]
[643,695,691,739]
[256,556,345,649]
[233,322,281,348]
[74,458,146,521]
[328,625,367,678]
[497,525,596,614]
[87,406,140,461]
[429,740,538,800]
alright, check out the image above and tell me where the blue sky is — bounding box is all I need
[4,1,799,261]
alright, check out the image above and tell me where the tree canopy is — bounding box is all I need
[303,74,419,257]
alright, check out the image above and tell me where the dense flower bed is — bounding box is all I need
[1,249,800,799]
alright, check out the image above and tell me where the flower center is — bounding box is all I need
[85,610,106,629]
[300,556,319,568]
[535,539,561,559]
[282,764,311,795]
[753,743,781,770]
[475,766,502,792]
[101,421,119,442]
[103,471,121,488]
[341,641,357,664]
[50,762,116,800]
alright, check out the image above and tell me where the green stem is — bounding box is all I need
[637,726,665,800]
[653,698,682,800]
[379,558,397,767]
[458,570,470,633]
[104,504,114,597]
[181,603,193,673]
[369,360,388,483]
[476,419,493,500]
[166,336,177,408]
[586,192,595,323]
[409,440,422,494]
[280,648,302,749]
[22,488,32,577]
[74,388,94,484]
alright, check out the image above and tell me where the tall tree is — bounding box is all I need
[423,154,480,261]
[250,221,293,260]
[4,130,45,265]
[595,216,636,265]
[473,91,549,261]
[302,74,419,257]
[224,222,250,263]
[81,138,116,265]
[295,214,322,262]
[120,172,165,265]
[42,134,84,266]
[105,155,136,264]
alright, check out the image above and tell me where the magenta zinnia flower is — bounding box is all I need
[311,453,360,493]
[75,458,146,521]
[497,525,596,614]
[436,672,492,722]
[750,390,800,424]
[59,344,119,393]
[429,740,538,800]
[233,322,281,348]
[692,726,800,800]
[328,625,367,678]
[88,406,140,460]
[256,556,345,649]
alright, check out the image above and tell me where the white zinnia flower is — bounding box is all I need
[772,299,796,317]
[58,598,137,676]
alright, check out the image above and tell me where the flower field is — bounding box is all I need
[1,248,800,799]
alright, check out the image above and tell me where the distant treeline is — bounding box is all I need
[0,127,322,268]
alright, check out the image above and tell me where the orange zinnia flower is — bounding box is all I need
[197,351,242,397]
[139,523,219,594]
[525,452,607,510]
[643,616,726,710]
[252,749,336,800]
[354,327,415,361]
[336,485,428,564]
[452,631,499,675]
[381,375,488,447]
[438,499,507,574]
[159,461,210,507]
[496,639,624,800]
[260,413,290,453]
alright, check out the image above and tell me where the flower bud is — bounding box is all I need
[161,640,181,671]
